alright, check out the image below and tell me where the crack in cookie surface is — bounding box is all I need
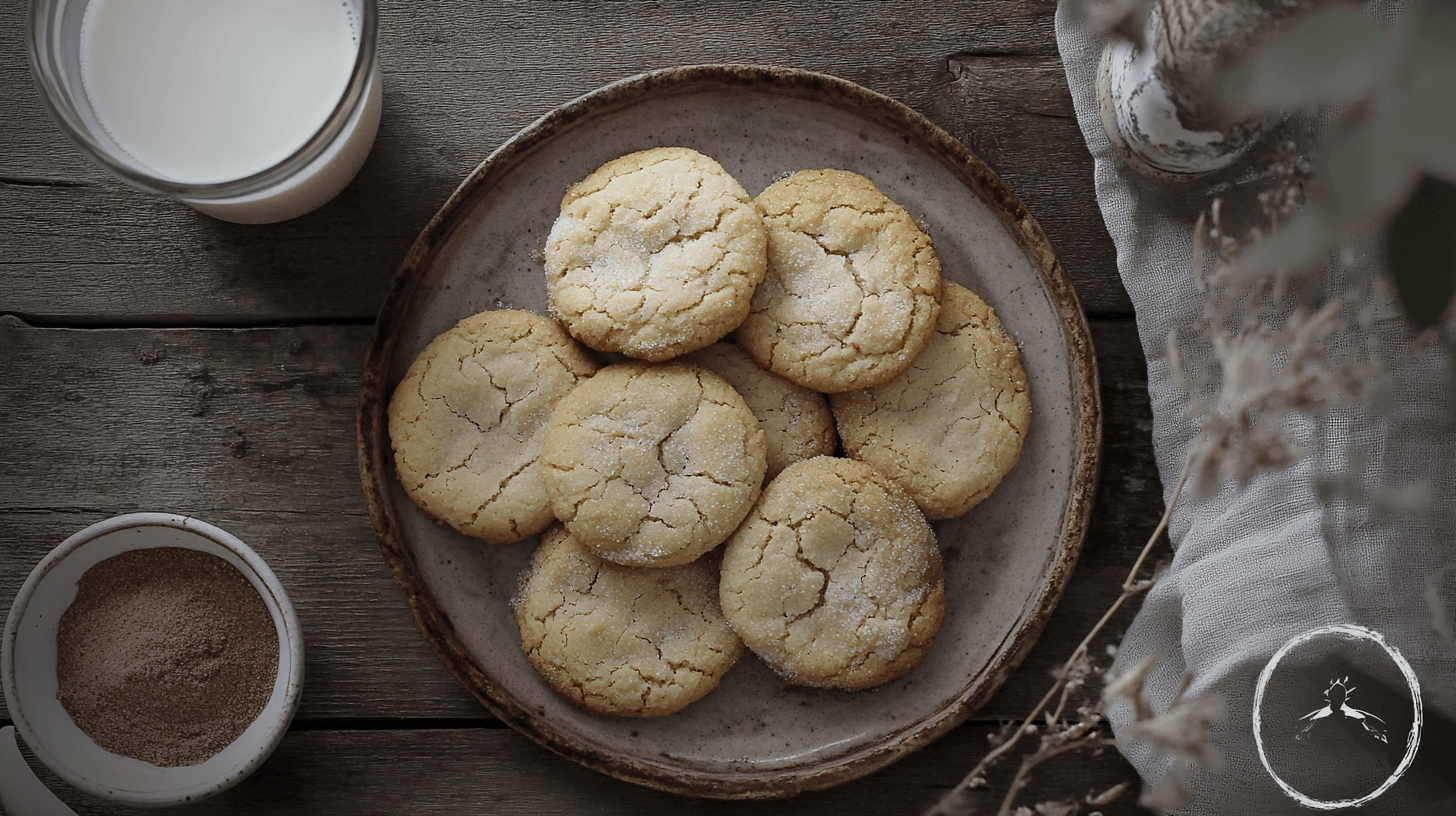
[719,456,945,689]
[387,310,599,544]
[831,281,1031,520]
[545,147,767,361]
[541,361,767,568]
[735,169,942,393]
[514,526,744,718]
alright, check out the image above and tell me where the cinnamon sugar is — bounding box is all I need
[55,547,279,767]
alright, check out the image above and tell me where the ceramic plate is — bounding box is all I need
[357,65,1100,799]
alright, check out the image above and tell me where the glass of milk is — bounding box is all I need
[27,0,381,224]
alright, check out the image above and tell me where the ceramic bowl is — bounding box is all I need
[2,513,303,806]
[357,65,1098,797]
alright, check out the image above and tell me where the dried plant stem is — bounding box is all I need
[998,736,1117,816]
[925,452,1195,816]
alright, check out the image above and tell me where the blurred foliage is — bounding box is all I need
[1390,176,1456,328]
[1218,0,1456,327]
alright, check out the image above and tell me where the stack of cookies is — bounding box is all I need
[387,146,1031,718]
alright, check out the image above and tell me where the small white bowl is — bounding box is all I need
[2,513,304,807]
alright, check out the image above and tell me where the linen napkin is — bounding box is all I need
[1054,3,1456,812]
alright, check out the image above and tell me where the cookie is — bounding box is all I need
[545,147,767,361]
[683,342,837,480]
[831,282,1030,520]
[514,525,744,718]
[719,456,944,689]
[540,360,767,568]
[733,169,942,393]
[388,310,600,544]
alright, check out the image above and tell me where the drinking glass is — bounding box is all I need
[27,0,381,224]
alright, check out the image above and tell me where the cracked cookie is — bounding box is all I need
[733,169,942,393]
[540,360,767,568]
[387,309,600,544]
[683,341,837,481]
[514,524,744,717]
[831,282,1030,520]
[719,456,944,689]
[545,146,768,361]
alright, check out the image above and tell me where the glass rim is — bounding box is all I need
[25,0,379,201]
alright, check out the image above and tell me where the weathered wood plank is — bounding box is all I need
[0,0,1131,322]
[929,55,1126,315]
[16,724,1149,815]
[0,317,483,720]
[0,316,1162,722]
[0,1,1161,810]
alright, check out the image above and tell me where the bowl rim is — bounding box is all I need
[1,512,304,806]
[355,63,1101,798]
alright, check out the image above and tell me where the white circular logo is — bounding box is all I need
[1252,624,1423,809]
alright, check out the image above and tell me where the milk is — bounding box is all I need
[79,0,379,223]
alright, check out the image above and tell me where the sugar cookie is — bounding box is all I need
[388,310,599,544]
[545,147,767,361]
[831,282,1030,519]
[514,525,744,717]
[540,361,767,568]
[734,169,941,393]
[683,342,837,480]
[719,456,944,689]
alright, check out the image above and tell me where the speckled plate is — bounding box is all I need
[357,65,1100,799]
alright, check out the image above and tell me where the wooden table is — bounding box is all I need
[0,2,1166,813]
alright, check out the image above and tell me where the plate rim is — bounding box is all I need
[356,63,1102,799]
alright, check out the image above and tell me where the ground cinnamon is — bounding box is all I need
[55,546,279,767]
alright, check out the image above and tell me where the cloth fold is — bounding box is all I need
[1054,4,1456,812]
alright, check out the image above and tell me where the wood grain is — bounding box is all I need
[16,724,1148,816]
[0,316,480,720]
[0,317,1162,723]
[0,0,1129,324]
[0,0,1162,809]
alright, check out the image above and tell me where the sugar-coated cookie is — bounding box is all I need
[545,147,767,361]
[719,456,944,689]
[734,169,941,393]
[683,342,837,480]
[831,282,1030,519]
[514,525,744,717]
[540,361,767,568]
[388,310,599,544]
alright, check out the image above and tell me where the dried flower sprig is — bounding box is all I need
[924,144,1385,813]
[1428,565,1456,645]
[923,453,1212,816]
[1111,670,1226,812]
[1429,566,1456,712]
[1176,291,1352,495]
[1175,159,1384,494]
